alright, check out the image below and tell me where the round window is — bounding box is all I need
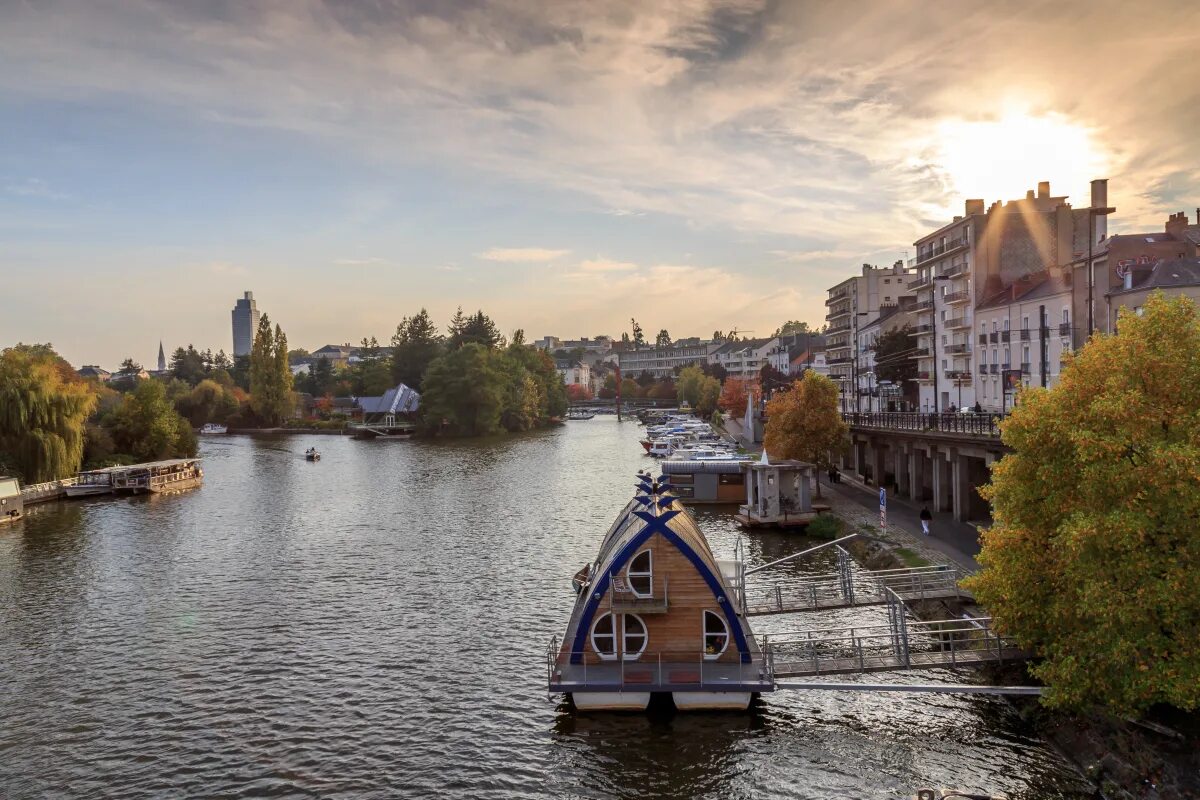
[703,610,729,659]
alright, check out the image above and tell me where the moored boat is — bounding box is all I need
[110,459,203,495]
[64,467,118,497]
[305,448,321,461]
[547,472,773,711]
[199,423,228,435]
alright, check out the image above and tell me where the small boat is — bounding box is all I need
[200,423,228,435]
[547,472,772,711]
[110,459,203,495]
[64,467,118,497]
[305,448,321,461]
[566,410,596,420]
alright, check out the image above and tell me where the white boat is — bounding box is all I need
[64,467,118,497]
[200,423,228,435]
[647,441,675,457]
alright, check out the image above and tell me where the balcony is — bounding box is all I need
[1020,362,1031,374]
[946,370,972,381]
[827,356,852,365]
[917,371,933,381]
[912,324,934,334]
[989,331,999,343]
[1020,329,1031,341]
[915,236,968,265]
[987,364,998,374]
[911,347,930,359]
[944,290,970,305]
[912,300,934,312]
[1000,330,1011,342]
[908,275,933,291]
[944,317,969,329]
[825,290,848,305]
[828,320,851,332]
[940,263,967,279]
[978,333,987,345]
[944,343,970,355]
[1059,323,1072,337]
[827,306,851,320]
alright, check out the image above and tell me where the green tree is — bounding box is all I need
[249,315,294,425]
[0,345,98,482]
[105,379,197,461]
[631,318,646,349]
[774,320,813,337]
[762,370,847,498]
[655,329,671,347]
[874,325,918,386]
[964,294,1200,713]
[676,365,705,408]
[169,345,209,385]
[230,354,251,391]
[111,357,143,391]
[308,356,335,396]
[419,343,508,436]
[390,308,444,390]
[695,376,721,417]
[175,379,239,427]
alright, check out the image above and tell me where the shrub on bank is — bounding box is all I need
[805,513,842,540]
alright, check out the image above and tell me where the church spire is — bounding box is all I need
[157,340,166,372]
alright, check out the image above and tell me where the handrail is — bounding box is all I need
[744,533,860,576]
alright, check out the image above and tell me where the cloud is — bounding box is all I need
[4,177,68,200]
[769,249,857,264]
[206,261,246,276]
[478,247,571,262]
[334,257,388,266]
[578,258,638,272]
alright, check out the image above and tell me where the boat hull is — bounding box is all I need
[570,691,651,711]
[63,485,112,498]
[672,691,752,711]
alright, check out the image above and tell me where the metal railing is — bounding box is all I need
[944,290,969,304]
[843,412,1004,437]
[547,641,774,692]
[743,563,963,616]
[19,477,79,503]
[609,575,670,613]
[944,317,968,328]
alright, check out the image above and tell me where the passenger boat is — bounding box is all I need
[305,448,321,461]
[547,472,774,711]
[199,423,228,435]
[64,467,118,497]
[566,409,596,420]
[110,459,203,495]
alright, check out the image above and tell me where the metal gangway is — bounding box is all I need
[739,539,970,616]
[765,588,1026,678]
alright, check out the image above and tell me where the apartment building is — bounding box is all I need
[617,339,716,378]
[825,261,914,412]
[708,337,777,380]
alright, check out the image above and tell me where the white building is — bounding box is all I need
[556,360,591,388]
[825,261,915,412]
[618,339,716,379]
[707,337,778,380]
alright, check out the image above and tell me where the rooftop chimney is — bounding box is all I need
[1090,179,1110,240]
[1026,189,1035,200]
[965,199,984,216]
[1037,181,1050,198]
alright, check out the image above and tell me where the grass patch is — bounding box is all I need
[805,514,843,540]
[894,547,931,568]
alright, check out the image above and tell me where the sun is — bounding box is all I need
[930,111,1109,206]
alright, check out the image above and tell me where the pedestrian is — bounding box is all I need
[919,506,932,536]
[973,401,982,414]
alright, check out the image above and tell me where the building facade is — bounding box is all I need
[231,291,261,357]
[825,261,914,412]
[707,337,778,380]
[556,360,591,388]
[618,340,716,379]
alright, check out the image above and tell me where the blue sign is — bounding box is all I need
[879,487,886,509]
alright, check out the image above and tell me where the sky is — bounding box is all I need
[2,0,1199,368]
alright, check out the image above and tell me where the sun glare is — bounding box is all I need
[931,113,1109,207]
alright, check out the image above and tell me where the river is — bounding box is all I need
[0,417,1091,798]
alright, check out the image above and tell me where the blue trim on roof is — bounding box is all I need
[569,505,752,665]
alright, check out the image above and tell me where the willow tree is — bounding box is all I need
[762,370,847,498]
[0,345,97,483]
[249,315,294,425]
[965,293,1200,713]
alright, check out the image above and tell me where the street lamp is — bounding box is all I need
[1087,205,1117,335]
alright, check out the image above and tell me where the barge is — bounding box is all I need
[547,472,773,711]
[110,459,203,495]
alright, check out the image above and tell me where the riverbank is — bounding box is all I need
[226,427,352,435]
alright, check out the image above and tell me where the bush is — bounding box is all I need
[805,513,842,540]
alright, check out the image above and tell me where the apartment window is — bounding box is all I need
[992,348,997,364]
[1023,345,1030,365]
[992,321,998,333]
[1062,308,1070,324]
[942,335,947,344]
[942,359,948,370]
[1003,347,1010,366]
[1003,318,1010,331]
[1022,316,1029,330]
[941,310,947,321]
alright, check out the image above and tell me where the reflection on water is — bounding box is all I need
[0,419,1090,799]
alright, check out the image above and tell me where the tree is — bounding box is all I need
[964,294,1200,713]
[874,325,918,394]
[249,315,294,425]
[104,379,197,462]
[635,370,656,388]
[448,308,502,350]
[620,377,641,399]
[309,356,335,396]
[762,370,847,499]
[175,378,239,427]
[676,365,706,408]
[566,383,593,402]
[655,329,671,348]
[169,345,208,385]
[759,362,789,394]
[719,377,758,413]
[774,320,812,337]
[390,308,444,390]
[711,330,725,343]
[419,343,508,436]
[598,374,617,400]
[630,318,646,349]
[0,345,97,483]
[695,376,721,417]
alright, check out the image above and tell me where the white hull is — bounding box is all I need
[571,692,650,711]
[672,691,751,711]
[63,485,112,498]
[199,425,228,435]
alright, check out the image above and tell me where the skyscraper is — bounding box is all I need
[231,291,260,357]
[157,341,166,372]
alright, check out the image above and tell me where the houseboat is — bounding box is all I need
[110,459,203,495]
[199,423,228,435]
[659,460,748,504]
[547,472,774,711]
[64,467,118,497]
[0,476,23,524]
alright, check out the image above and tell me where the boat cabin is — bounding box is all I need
[660,460,746,504]
[736,457,816,528]
[548,472,773,711]
[110,459,203,495]
[0,476,23,523]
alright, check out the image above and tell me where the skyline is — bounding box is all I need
[4,1,1200,368]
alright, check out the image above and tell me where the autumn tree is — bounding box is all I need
[762,370,847,498]
[719,377,758,413]
[566,383,593,403]
[0,345,98,482]
[964,294,1200,713]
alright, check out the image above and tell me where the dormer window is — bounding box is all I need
[627,550,653,597]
